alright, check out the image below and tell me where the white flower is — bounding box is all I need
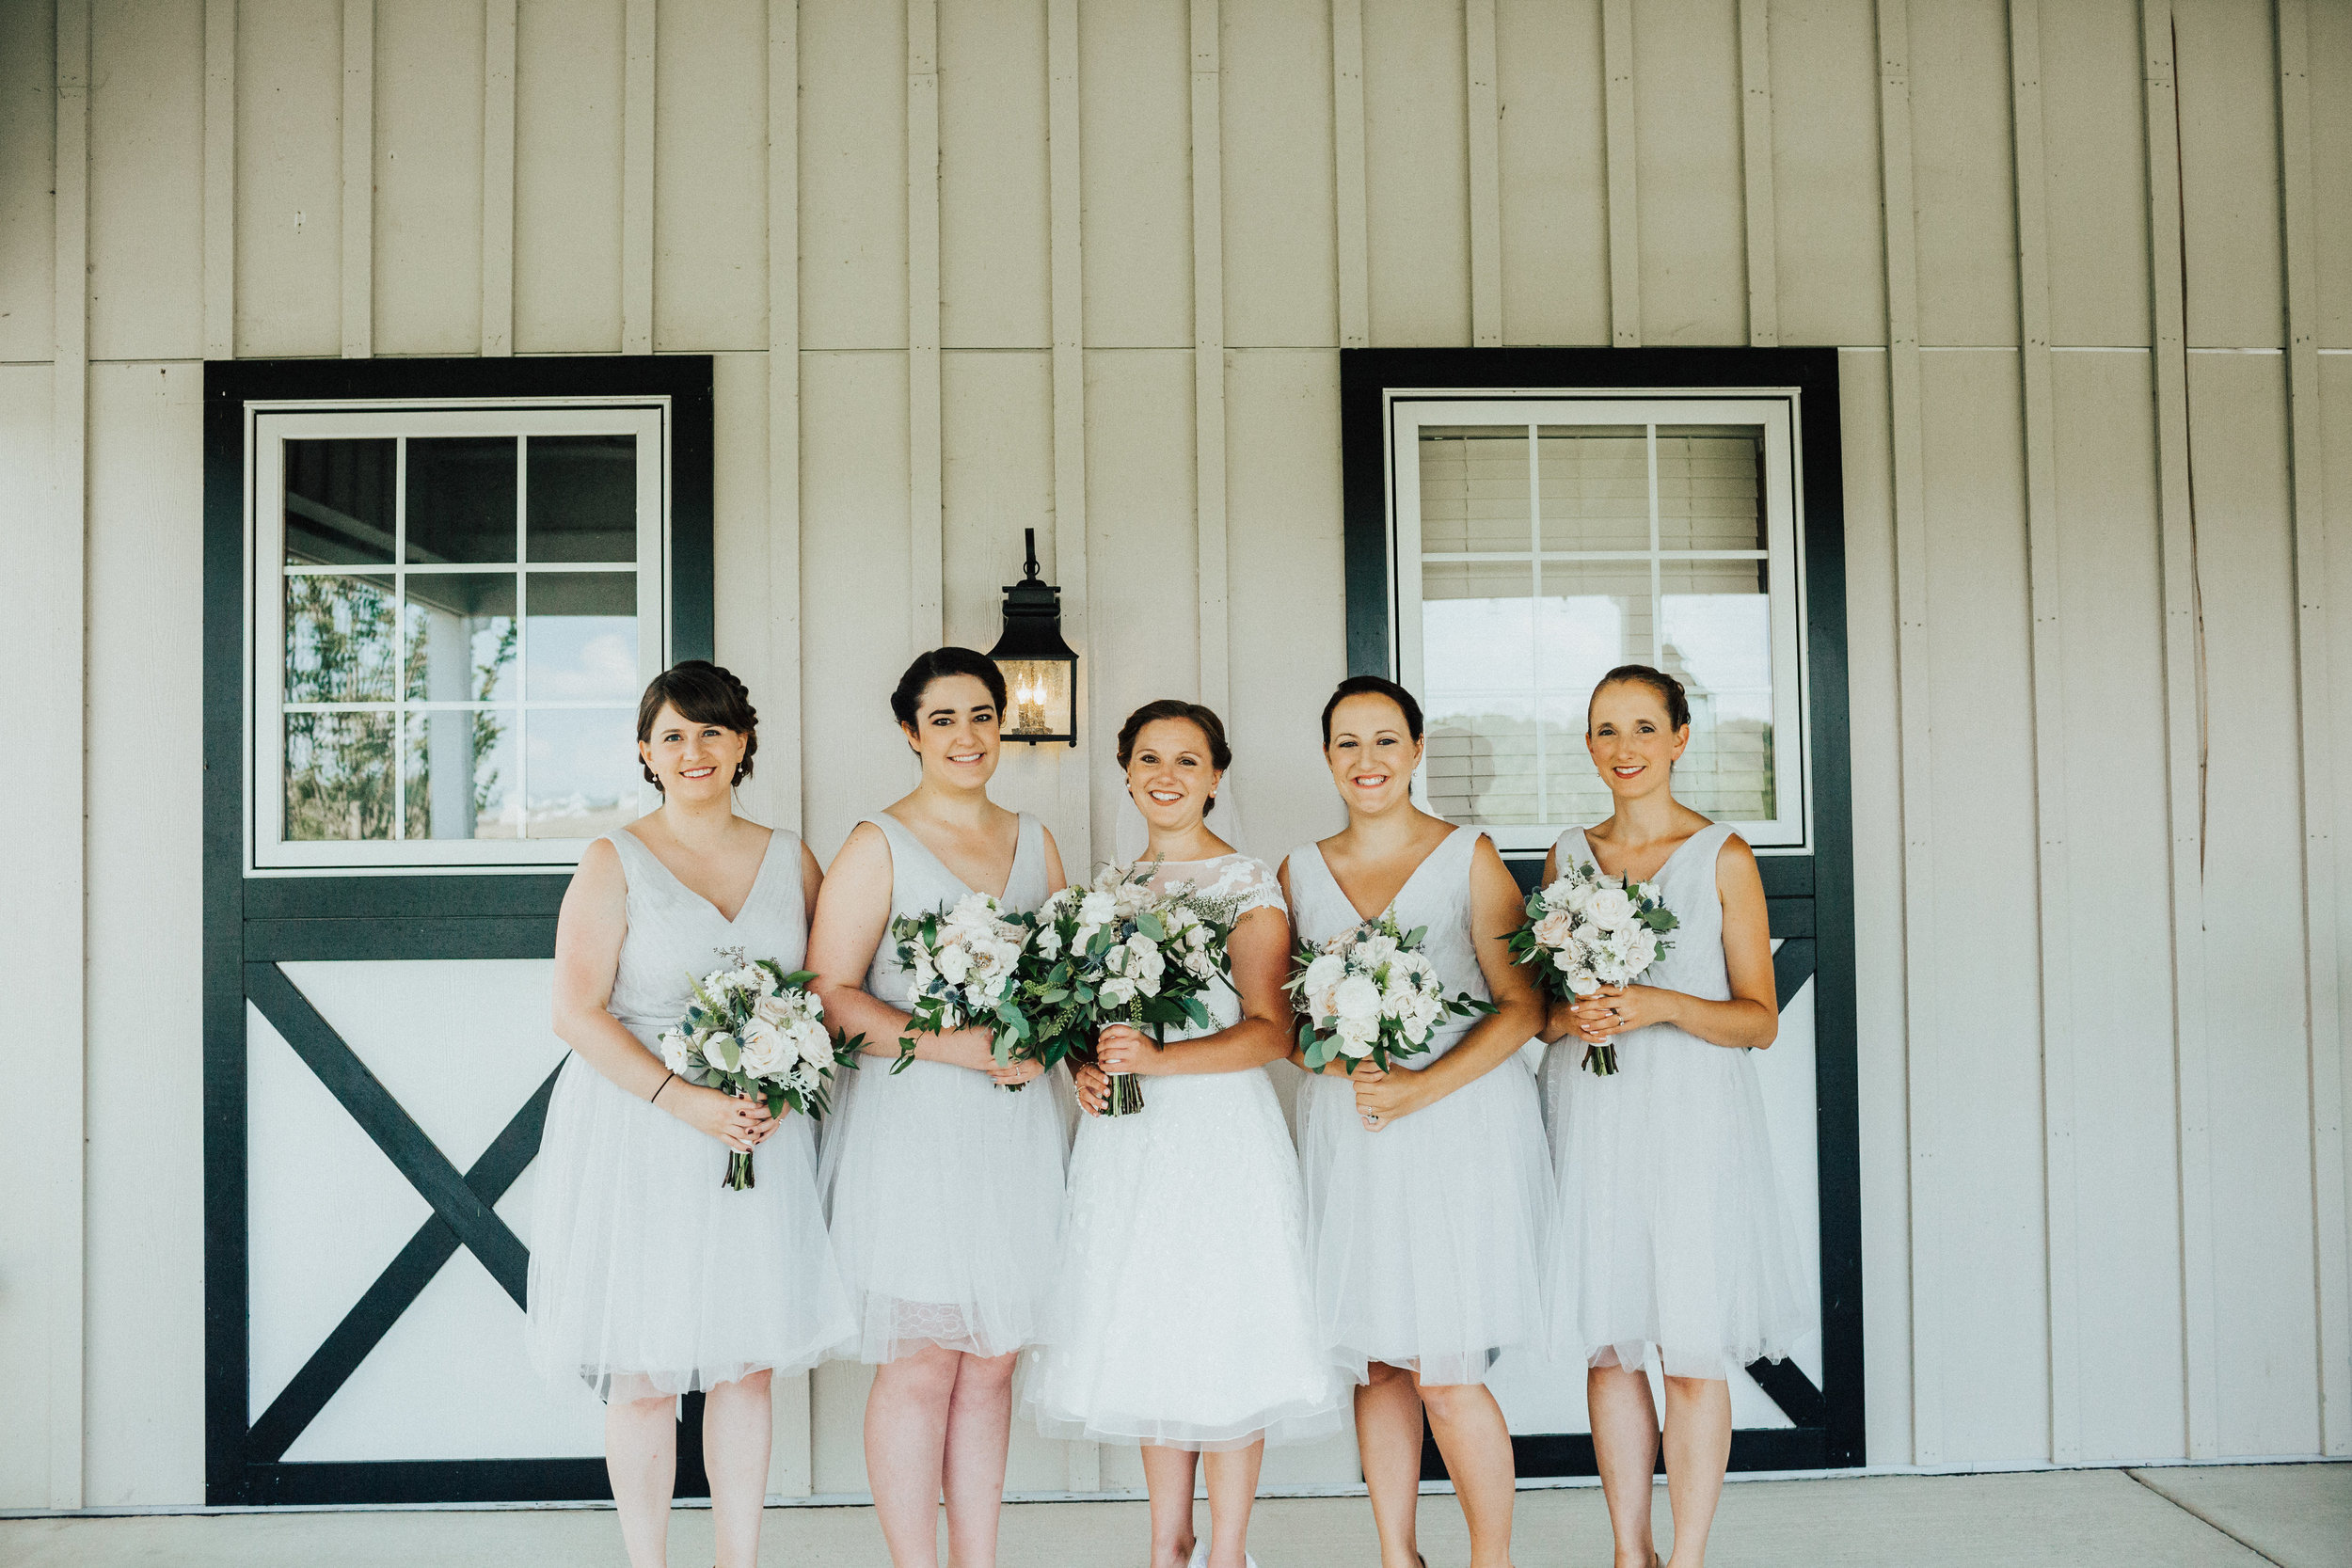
[1566,968,1601,996]
[705,1030,742,1071]
[1302,952,1345,1004]
[934,942,974,985]
[1101,974,1137,1008]
[1331,973,1382,1023]
[1183,949,1217,980]
[658,1029,694,1074]
[1587,886,1635,927]
[1035,926,1063,958]
[1534,911,1576,949]
[1357,932,1399,968]
[1079,890,1117,926]
[1335,1011,1378,1055]
[789,1018,833,1066]
[739,1017,788,1076]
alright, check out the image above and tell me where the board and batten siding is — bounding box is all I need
[1,0,2348,1507]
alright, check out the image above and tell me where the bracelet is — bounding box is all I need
[650,1070,675,1105]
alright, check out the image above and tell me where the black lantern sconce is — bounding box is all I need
[989,529,1079,745]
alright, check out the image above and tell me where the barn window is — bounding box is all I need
[250,404,668,871]
[1389,396,1808,851]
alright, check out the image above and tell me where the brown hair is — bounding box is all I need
[636,660,757,790]
[1590,663,1692,732]
[1319,674,1424,744]
[890,646,1009,728]
[1117,700,1233,815]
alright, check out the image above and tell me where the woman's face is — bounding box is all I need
[1324,692,1422,819]
[639,701,747,803]
[1585,681,1689,802]
[902,673,1003,790]
[1124,717,1221,838]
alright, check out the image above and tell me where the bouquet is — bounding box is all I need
[1286,913,1494,1074]
[1504,861,1679,1075]
[656,948,867,1190]
[1020,862,1240,1116]
[888,890,1036,1083]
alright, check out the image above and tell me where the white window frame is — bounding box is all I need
[246,399,672,874]
[1388,390,1811,853]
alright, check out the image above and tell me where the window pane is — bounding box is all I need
[1418,426,1530,554]
[285,439,396,566]
[406,710,518,840]
[285,711,399,840]
[1661,559,1775,821]
[285,573,398,703]
[1535,562,1655,827]
[525,572,640,703]
[1537,427,1648,552]
[523,708,641,838]
[1422,561,1539,826]
[406,436,518,563]
[528,436,638,562]
[404,574,518,704]
[1656,427,1764,551]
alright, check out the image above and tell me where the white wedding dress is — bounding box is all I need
[1288,825,1554,1386]
[1541,822,1808,1377]
[526,826,856,1400]
[817,811,1071,1363]
[1023,855,1347,1450]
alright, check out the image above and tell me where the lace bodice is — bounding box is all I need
[603,826,805,1046]
[861,811,1048,1008]
[1284,825,1492,1064]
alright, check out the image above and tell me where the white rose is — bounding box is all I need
[1587,887,1635,927]
[1380,976,1416,1019]
[743,1018,794,1076]
[1126,934,1164,977]
[1331,973,1382,1023]
[705,1030,742,1071]
[788,1019,830,1066]
[1534,911,1576,949]
[1567,969,1601,996]
[1035,927,1063,958]
[1184,949,1217,980]
[934,942,974,985]
[1080,891,1117,926]
[1358,933,1399,967]
[1302,952,1345,1002]
[658,1029,694,1074]
[1334,1012,1378,1055]
[1628,930,1659,972]
[1101,975,1137,1007]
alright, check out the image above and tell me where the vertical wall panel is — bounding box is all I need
[88,0,204,362]
[2050,349,2188,1462]
[2312,1,2350,346]
[799,0,904,351]
[2188,355,2323,1456]
[1837,346,1915,1466]
[1909,0,2019,346]
[0,1,56,362]
[1360,0,1469,346]
[652,0,767,352]
[938,0,1050,349]
[1767,0,1883,346]
[2323,360,2352,1338]
[1917,351,2050,1461]
[373,0,484,356]
[1493,0,1606,347]
[1218,0,1337,349]
[709,351,775,817]
[1079,0,1191,347]
[2172,0,2283,348]
[1630,0,1745,344]
[2039,0,2151,346]
[513,0,623,352]
[82,360,208,1506]
[234,0,342,356]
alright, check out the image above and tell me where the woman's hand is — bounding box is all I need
[989,1055,1045,1090]
[1352,1061,1433,1130]
[664,1084,779,1150]
[1073,1060,1111,1116]
[1566,983,1672,1040]
[1094,1023,1167,1078]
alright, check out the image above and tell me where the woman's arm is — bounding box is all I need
[800,838,824,916]
[551,839,776,1150]
[1353,834,1546,1126]
[806,823,1001,1072]
[1564,835,1778,1051]
[1095,905,1295,1078]
[1040,825,1069,896]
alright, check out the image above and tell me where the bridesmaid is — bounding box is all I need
[1035,700,1345,1568]
[1282,675,1552,1568]
[527,660,854,1568]
[807,646,1070,1568]
[1537,665,1806,1568]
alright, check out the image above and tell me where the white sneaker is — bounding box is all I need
[1184,1549,1259,1568]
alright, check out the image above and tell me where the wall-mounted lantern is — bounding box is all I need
[989,529,1079,745]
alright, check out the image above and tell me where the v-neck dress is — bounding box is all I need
[817,810,1071,1363]
[1287,824,1554,1386]
[1539,823,1808,1379]
[526,826,856,1401]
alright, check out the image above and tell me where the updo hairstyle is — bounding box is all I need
[1319,673,1425,745]
[1590,663,1692,732]
[1116,700,1233,815]
[636,659,757,790]
[889,646,1009,729]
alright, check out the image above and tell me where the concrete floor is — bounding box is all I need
[4,1465,2345,1567]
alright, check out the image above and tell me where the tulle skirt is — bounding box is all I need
[1297,1050,1553,1387]
[1024,1070,1347,1450]
[1541,1024,1809,1379]
[525,1053,856,1400]
[818,1054,1070,1363]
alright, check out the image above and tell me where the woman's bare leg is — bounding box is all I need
[605,1385,678,1568]
[940,1350,1019,1568]
[1355,1362,1425,1568]
[1659,1375,1730,1568]
[702,1370,774,1568]
[1140,1444,1200,1568]
[866,1345,961,1566]
[1588,1360,1661,1568]
[1418,1379,1517,1568]
[1200,1440,1265,1568]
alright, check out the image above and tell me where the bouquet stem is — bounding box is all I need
[1098,1005,1149,1117]
[1582,1039,1619,1077]
[724,1148,757,1190]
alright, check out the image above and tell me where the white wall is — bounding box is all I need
[2,0,2350,1507]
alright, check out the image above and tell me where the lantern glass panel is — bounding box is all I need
[997,657,1073,740]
